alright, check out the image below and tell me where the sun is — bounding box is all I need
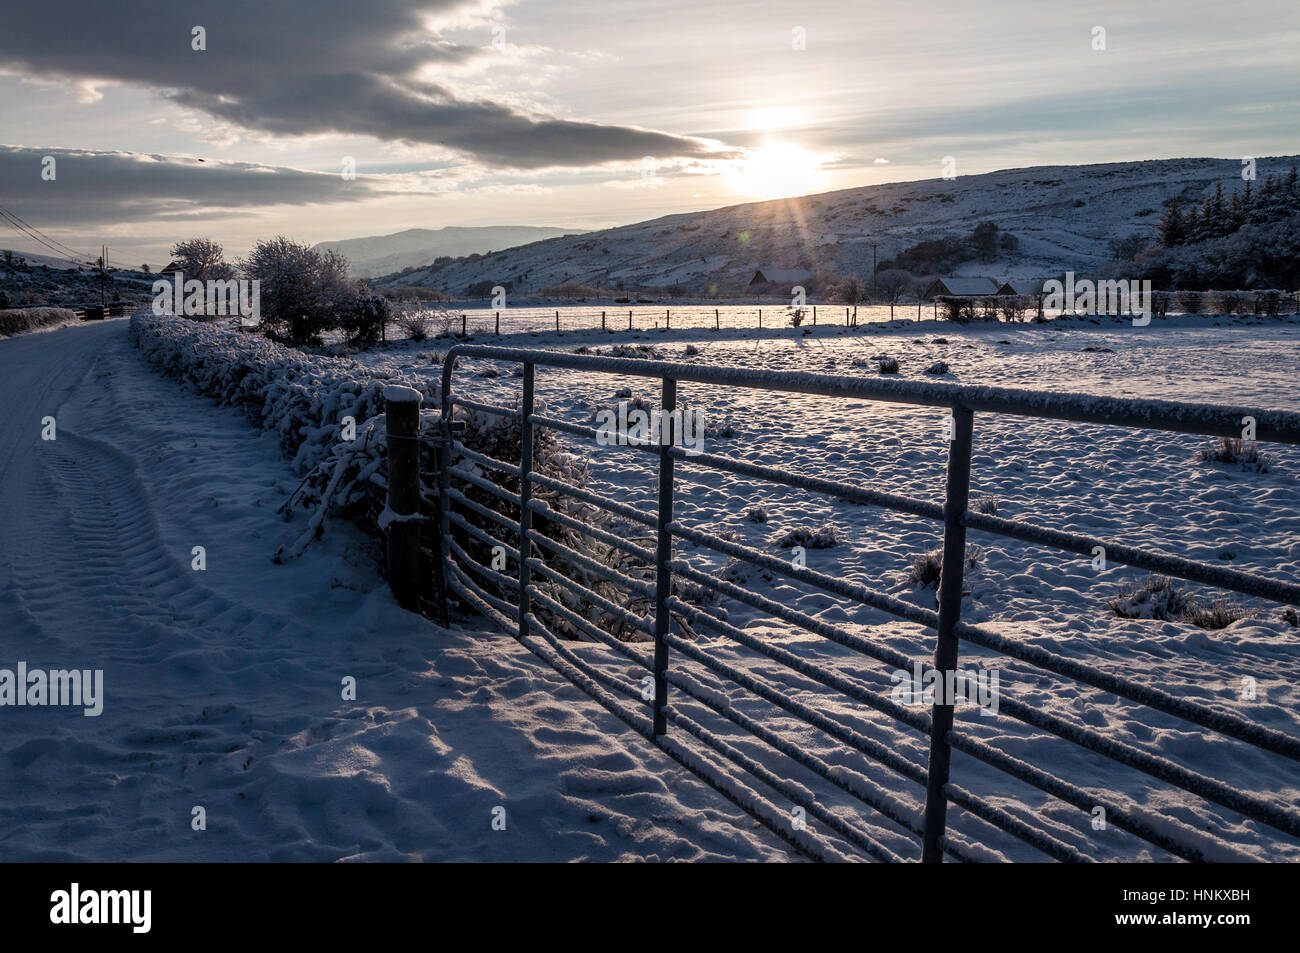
[730,142,825,199]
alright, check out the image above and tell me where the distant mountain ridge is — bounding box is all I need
[371,156,1300,296]
[315,225,584,278]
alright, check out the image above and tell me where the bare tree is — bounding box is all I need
[170,238,235,281]
[876,269,911,318]
[837,275,866,305]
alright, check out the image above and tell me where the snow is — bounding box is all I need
[4,308,1298,862]
[355,309,1300,861]
[0,318,790,861]
[382,384,423,404]
[375,156,1300,296]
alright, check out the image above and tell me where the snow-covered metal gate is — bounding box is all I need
[427,344,1300,862]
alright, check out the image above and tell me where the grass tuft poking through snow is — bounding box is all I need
[1108,575,1251,629]
[772,524,841,549]
[1195,437,1272,472]
[908,545,982,587]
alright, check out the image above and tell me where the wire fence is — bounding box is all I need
[382,293,1300,340]
[404,302,936,337]
[415,345,1300,862]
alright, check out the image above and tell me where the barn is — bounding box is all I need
[921,277,1000,298]
[748,267,813,290]
[996,279,1048,296]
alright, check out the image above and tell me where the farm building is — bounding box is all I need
[996,279,1049,296]
[747,267,812,290]
[922,276,1000,298]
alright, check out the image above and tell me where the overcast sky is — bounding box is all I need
[1,0,1297,266]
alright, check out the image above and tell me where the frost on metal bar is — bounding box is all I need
[433,343,1300,864]
[964,510,1300,605]
[443,344,1300,443]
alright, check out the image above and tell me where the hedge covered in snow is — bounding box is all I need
[130,312,435,474]
[0,307,78,337]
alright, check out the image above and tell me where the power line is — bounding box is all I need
[0,203,97,267]
[0,203,96,262]
[0,211,89,267]
[0,215,89,268]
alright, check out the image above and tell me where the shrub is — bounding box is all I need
[1175,290,1203,314]
[924,360,950,375]
[772,524,840,549]
[1108,575,1250,629]
[1108,576,1189,619]
[129,312,426,474]
[243,237,356,346]
[398,308,431,342]
[746,506,768,523]
[999,295,1027,322]
[971,496,998,515]
[339,294,391,347]
[1181,601,1250,630]
[1256,290,1284,317]
[1196,437,1271,472]
[908,545,981,586]
[603,343,665,360]
[908,550,942,586]
[937,296,977,323]
[877,356,900,374]
[0,307,78,337]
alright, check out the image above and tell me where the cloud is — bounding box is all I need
[0,0,729,169]
[0,147,384,226]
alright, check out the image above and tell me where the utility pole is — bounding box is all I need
[99,245,107,310]
[868,242,881,305]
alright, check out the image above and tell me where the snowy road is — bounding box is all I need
[0,320,788,861]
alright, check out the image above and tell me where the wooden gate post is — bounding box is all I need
[385,385,423,612]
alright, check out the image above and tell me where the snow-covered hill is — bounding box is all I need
[315,226,585,279]
[376,156,1300,296]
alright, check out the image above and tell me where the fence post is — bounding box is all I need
[629,310,633,331]
[715,308,719,329]
[518,363,536,641]
[462,313,467,336]
[758,308,762,328]
[602,310,606,331]
[495,311,500,334]
[666,309,670,328]
[813,305,817,325]
[556,310,560,333]
[385,386,423,613]
[921,404,974,862]
[652,376,677,736]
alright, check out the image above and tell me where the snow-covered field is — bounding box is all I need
[3,311,1297,862]
[355,311,1300,861]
